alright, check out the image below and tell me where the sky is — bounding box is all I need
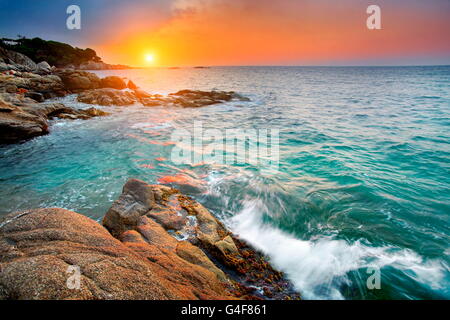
[0,0,449,66]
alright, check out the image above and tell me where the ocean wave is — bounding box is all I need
[228,198,448,299]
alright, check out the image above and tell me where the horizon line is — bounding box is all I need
[130,64,450,69]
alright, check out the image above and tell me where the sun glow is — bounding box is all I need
[145,53,155,65]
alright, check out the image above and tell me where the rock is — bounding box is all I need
[103,179,299,300]
[57,70,101,91]
[82,107,110,117]
[103,178,156,238]
[133,89,152,99]
[36,61,52,74]
[175,241,227,282]
[0,178,299,300]
[0,47,37,72]
[100,76,127,90]
[140,98,163,107]
[127,80,138,90]
[215,235,240,256]
[168,90,250,108]
[0,207,233,299]
[0,208,229,299]
[77,88,137,106]
[0,96,48,144]
[31,103,109,120]
[0,73,65,97]
[0,93,109,144]
[25,92,45,102]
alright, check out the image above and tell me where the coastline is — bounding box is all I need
[0,179,300,300]
[0,46,299,300]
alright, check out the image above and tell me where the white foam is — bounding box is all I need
[228,198,448,299]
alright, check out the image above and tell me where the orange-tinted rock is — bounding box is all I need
[100,76,127,90]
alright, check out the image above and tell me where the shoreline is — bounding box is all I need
[0,178,300,300]
[0,46,299,300]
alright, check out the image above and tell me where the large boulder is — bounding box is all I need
[100,76,127,90]
[77,88,137,106]
[103,179,299,300]
[57,70,101,91]
[0,179,300,300]
[0,207,233,300]
[0,95,48,143]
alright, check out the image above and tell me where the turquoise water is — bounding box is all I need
[0,66,449,299]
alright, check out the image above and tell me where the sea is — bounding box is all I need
[0,66,449,299]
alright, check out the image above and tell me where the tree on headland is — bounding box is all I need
[0,37,102,67]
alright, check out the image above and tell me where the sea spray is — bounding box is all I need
[228,198,448,299]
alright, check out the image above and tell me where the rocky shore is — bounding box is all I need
[0,178,300,300]
[0,46,249,144]
[0,46,299,300]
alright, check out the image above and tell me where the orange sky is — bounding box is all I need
[90,0,450,67]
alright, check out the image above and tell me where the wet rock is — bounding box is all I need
[82,107,110,117]
[103,179,300,300]
[100,76,127,90]
[77,88,137,106]
[170,89,250,104]
[130,89,250,108]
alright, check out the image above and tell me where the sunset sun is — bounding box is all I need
[145,53,155,64]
